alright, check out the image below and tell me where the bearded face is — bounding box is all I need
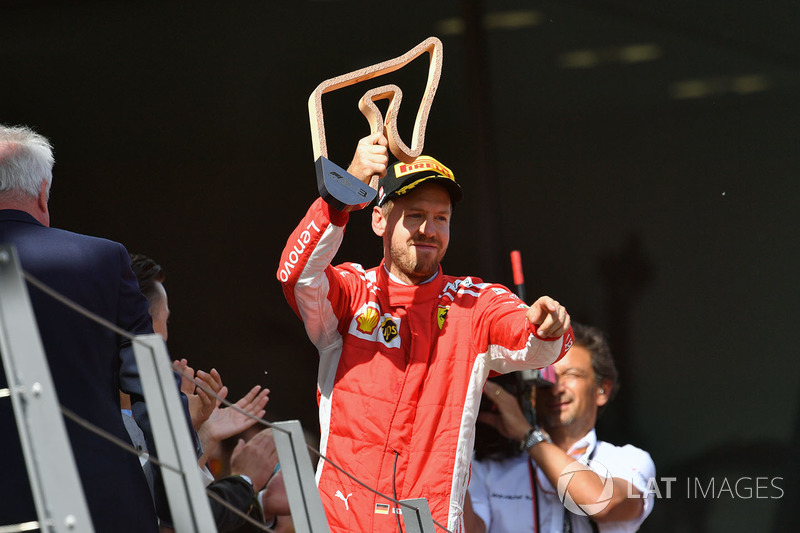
[373,183,451,285]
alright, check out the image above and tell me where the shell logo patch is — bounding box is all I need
[348,304,402,348]
[356,307,380,334]
[381,318,399,343]
[437,306,449,329]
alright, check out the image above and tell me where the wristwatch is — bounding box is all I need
[519,428,549,451]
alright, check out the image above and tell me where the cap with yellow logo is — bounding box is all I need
[376,156,463,207]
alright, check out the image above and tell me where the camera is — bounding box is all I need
[519,366,557,388]
[477,366,556,413]
[474,366,557,460]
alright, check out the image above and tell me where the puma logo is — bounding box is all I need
[335,490,353,510]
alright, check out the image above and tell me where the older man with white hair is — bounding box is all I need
[0,124,175,532]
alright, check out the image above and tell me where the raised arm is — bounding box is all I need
[277,134,388,345]
[476,285,574,373]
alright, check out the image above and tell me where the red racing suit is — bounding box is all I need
[277,198,573,532]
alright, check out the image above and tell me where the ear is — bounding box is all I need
[37,179,50,227]
[596,380,612,407]
[38,179,48,208]
[371,205,386,237]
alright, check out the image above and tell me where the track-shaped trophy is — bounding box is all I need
[308,37,443,211]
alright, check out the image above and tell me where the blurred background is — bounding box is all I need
[2,1,797,531]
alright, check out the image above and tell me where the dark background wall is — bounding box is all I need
[2,1,798,531]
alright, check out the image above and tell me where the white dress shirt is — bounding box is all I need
[469,429,656,533]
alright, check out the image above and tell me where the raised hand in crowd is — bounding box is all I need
[172,358,227,430]
[198,384,270,468]
[229,428,278,491]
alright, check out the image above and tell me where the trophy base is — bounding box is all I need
[315,156,377,212]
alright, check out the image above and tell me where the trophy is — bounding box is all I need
[308,37,443,211]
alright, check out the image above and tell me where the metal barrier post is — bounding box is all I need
[0,245,94,532]
[132,334,217,532]
[271,420,329,533]
[400,498,436,533]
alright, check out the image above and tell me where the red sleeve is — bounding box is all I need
[475,282,572,371]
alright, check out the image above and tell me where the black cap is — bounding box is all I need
[376,156,463,207]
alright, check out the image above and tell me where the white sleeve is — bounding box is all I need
[596,443,657,530]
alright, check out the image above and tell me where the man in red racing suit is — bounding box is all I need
[277,133,573,532]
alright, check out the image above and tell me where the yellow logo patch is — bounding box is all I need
[356,307,380,334]
[381,318,399,343]
[394,156,454,180]
[437,306,449,329]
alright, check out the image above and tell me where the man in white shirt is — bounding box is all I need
[466,323,656,532]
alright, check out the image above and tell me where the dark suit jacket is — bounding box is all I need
[0,209,159,532]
